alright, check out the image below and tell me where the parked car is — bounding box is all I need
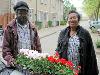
[89,20,100,30]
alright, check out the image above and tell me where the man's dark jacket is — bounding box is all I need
[2,19,42,62]
[56,26,99,75]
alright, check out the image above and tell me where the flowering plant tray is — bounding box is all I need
[15,49,81,75]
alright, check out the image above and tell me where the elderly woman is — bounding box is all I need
[56,10,99,75]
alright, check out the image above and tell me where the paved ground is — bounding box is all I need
[38,25,65,39]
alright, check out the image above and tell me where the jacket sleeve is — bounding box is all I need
[34,29,42,53]
[86,31,99,75]
[2,27,13,62]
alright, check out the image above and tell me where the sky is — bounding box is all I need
[69,0,84,8]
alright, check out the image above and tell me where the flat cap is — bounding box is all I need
[13,1,29,11]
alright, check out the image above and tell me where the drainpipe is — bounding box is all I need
[35,0,38,27]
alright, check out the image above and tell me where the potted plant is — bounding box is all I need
[15,50,81,75]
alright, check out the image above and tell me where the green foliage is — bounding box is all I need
[91,28,97,33]
[60,20,67,25]
[15,54,74,75]
[48,21,52,27]
[83,0,100,20]
[63,0,76,20]
[35,21,43,30]
[96,39,100,48]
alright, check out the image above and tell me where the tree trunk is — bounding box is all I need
[95,1,100,21]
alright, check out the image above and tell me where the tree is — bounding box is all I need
[83,0,100,20]
[63,0,76,20]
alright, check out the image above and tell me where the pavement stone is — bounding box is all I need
[38,25,66,38]
[88,30,100,54]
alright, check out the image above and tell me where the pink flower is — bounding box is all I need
[55,51,59,57]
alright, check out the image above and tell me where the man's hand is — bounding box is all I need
[7,57,15,67]
[4,55,15,67]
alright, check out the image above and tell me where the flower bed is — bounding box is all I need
[15,49,81,75]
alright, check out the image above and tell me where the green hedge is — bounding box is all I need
[96,39,100,48]
[48,21,52,27]
[60,20,67,25]
[35,21,43,30]
[91,28,97,33]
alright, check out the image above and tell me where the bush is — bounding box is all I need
[35,21,43,30]
[60,20,67,25]
[96,39,100,48]
[91,28,97,33]
[48,21,52,27]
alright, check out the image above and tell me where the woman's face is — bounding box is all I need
[68,13,79,28]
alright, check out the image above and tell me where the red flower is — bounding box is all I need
[65,61,74,70]
[48,55,80,75]
[74,73,78,75]
[55,59,61,63]
[66,61,74,67]
[47,56,55,63]
[59,58,67,65]
[74,69,79,75]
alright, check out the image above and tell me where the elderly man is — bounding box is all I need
[2,1,42,67]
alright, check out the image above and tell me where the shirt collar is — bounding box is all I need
[16,20,29,29]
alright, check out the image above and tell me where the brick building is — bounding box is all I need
[0,0,64,29]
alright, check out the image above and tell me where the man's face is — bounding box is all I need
[16,9,29,25]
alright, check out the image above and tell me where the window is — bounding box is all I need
[40,0,47,5]
[28,9,34,22]
[40,0,44,4]
[44,12,47,21]
[38,11,43,21]
[44,0,47,5]
[13,0,26,5]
